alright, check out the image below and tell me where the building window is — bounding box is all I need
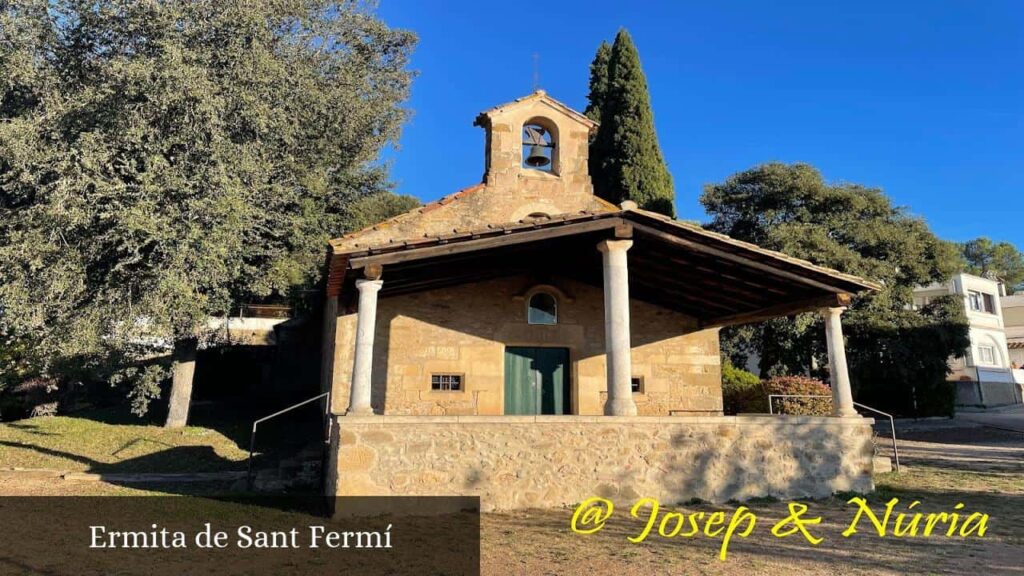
[968,291,981,311]
[978,346,996,365]
[631,377,644,394]
[968,290,996,313]
[431,374,463,391]
[528,292,557,325]
[983,293,996,313]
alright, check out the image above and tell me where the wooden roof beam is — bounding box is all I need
[347,217,625,269]
[629,258,789,306]
[632,223,852,294]
[699,293,853,329]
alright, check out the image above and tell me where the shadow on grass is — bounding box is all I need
[0,440,232,474]
[0,399,327,496]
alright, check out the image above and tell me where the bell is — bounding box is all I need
[525,145,550,167]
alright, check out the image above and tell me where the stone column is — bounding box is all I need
[347,278,383,415]
[598,239,637,416]
[823,307,857,417]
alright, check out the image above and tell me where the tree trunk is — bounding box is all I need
[164,337,198,428]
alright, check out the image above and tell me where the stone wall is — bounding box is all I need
[329,275,723,416]
[328,415,875,511]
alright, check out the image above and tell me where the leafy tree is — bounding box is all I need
[702,163,968,416]
[848,295,966,417]
[959,237,1024,292]
[585,29,675,217]
[0,0,415,426]
[343,192,421,231]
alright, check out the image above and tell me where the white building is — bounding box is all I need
[913,272,1023,407]
[1001,293,1024,369]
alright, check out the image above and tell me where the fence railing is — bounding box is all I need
[767,394,900,472]
[247,392,331,489]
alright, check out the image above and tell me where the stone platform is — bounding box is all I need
[327,415,874,511]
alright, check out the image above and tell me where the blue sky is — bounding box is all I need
[376,0,1023,246]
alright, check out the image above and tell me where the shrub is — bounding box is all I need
[1,377,60,420]
[721,362,766,414]
[763,375,833,416]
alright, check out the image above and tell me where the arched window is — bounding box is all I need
[528,292,557,325]
[521,118,557,172]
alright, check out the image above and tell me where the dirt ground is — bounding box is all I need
[476,426,1024,576]
[1,425,1022,575]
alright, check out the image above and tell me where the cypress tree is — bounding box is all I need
[584,41,611,123]
[586,29,675,216]
[584,41,611,192]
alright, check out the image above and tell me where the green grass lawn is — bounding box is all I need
[0,407,251,473]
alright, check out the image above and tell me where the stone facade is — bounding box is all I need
[328,415,875,511]
[322,91,879,510]
[329,91,616,253]
[328,275,723,416]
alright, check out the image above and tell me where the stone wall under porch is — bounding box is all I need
[327,415,875,512]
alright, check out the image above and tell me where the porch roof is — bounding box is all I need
[326,208,881,329]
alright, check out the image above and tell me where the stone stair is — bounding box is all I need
[872,455,893,473]
[237,443,326,492]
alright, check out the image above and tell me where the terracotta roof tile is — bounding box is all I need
[474,90,598,130]
[328,183,486,248]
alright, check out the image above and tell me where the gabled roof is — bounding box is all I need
[328,183,488,250]
[333,206,880,291]
[473,90,598,130]
[326,205,882,328]
[329,181,619,252]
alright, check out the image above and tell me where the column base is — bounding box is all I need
[604,398,638,416]
[346,406,375,416]
[833,407,860,418]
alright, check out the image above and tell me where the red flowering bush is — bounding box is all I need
[763,376,833,416]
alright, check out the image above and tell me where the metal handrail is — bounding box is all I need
[767,394,900,472]
[246,391,331,489]
[852,401,900,472]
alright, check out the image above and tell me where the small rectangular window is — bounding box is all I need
[983,293,995,313]
[431,374,463,391]
[968,291,982,311]
[631,377,644,394]
[978,346,996,365]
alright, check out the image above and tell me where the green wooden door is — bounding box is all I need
[504,347,570,415]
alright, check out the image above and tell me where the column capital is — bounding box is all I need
[597,239,633,254]
[355,278,383,292]
[823,306,847,317]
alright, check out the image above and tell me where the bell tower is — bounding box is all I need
[473,90,599,213]
[329,91,614,251]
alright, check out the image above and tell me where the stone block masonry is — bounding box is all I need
[329,276,724,417]
[327,415,875,512]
